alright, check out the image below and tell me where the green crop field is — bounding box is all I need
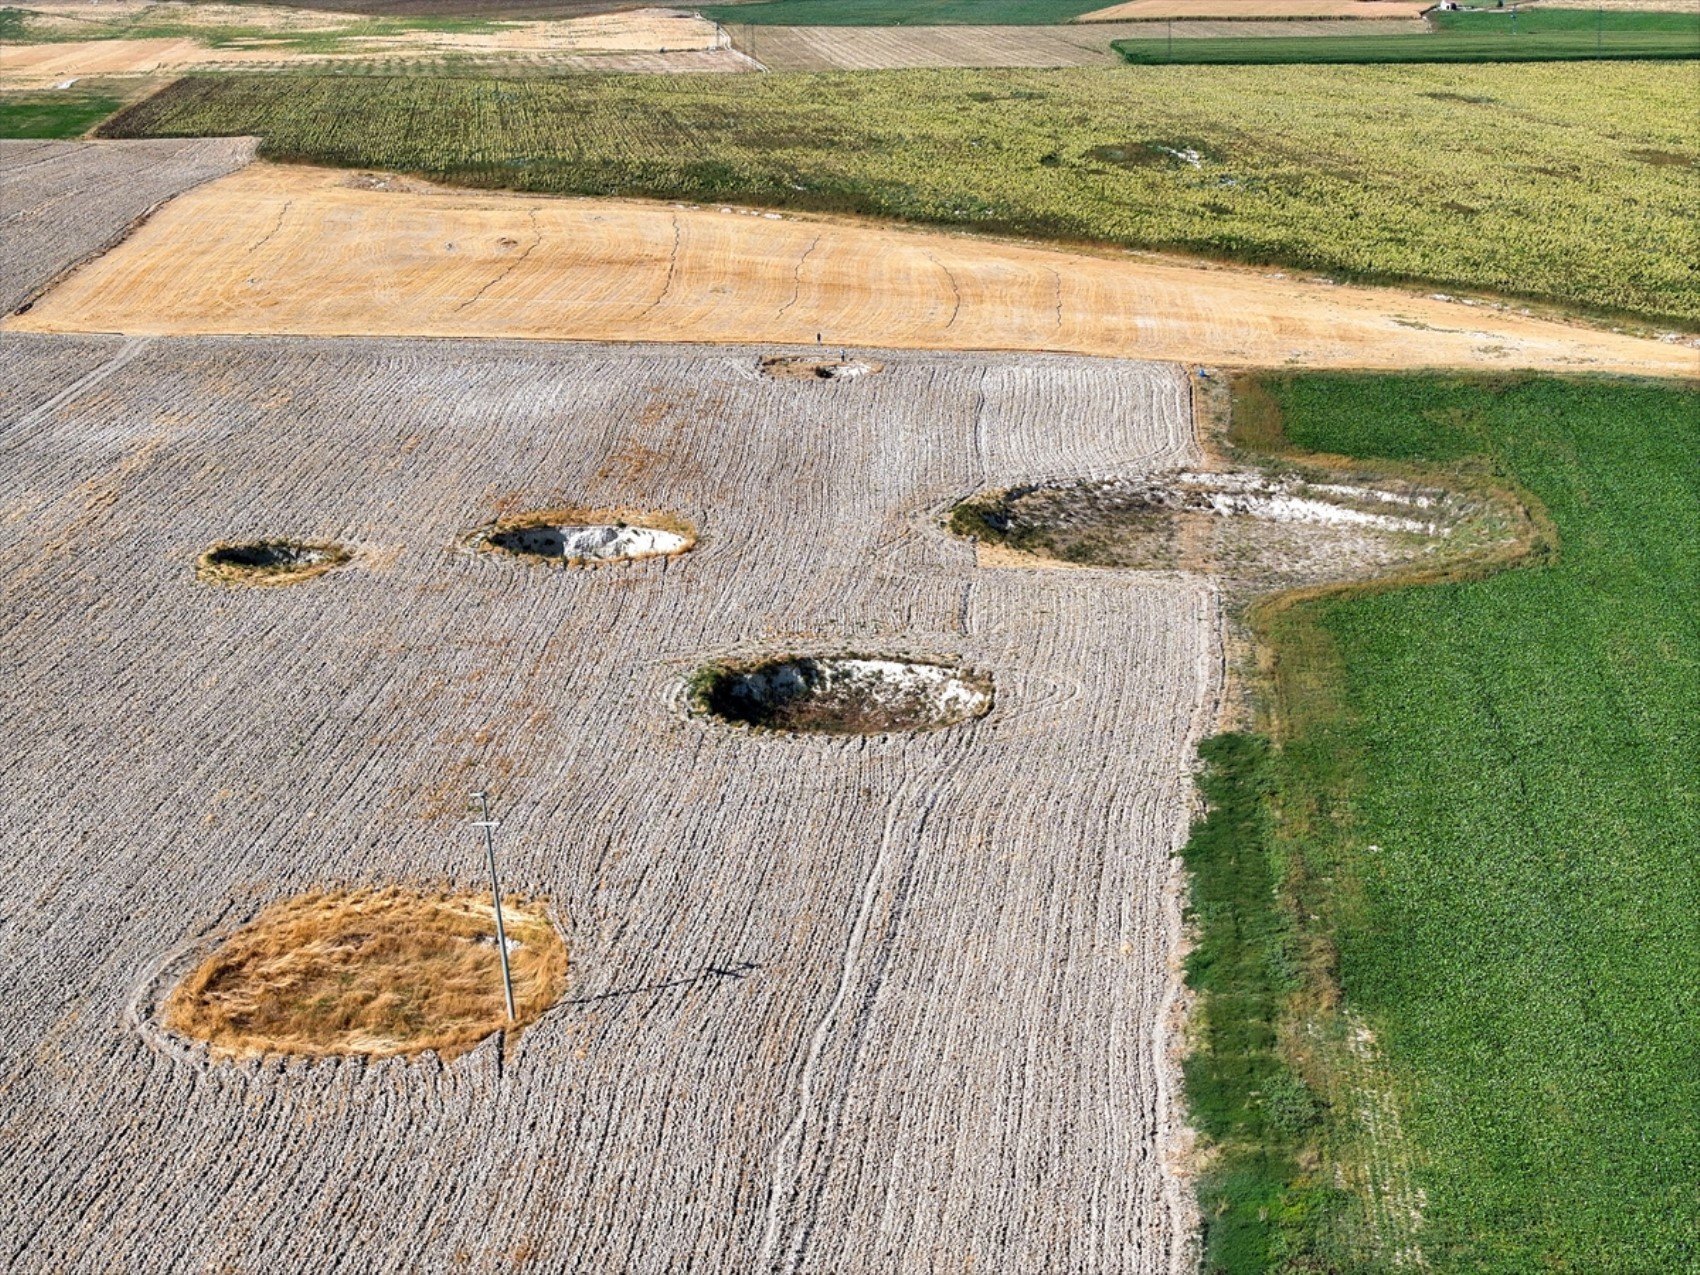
[1200,372,1700,1271]
[0,91,124,139]
[699,0,1105,25]
[1116,9,1700,64]
[98,63,1698,325]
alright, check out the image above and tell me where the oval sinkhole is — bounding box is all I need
[197,539,351,585]
[759,355,884,382]
[163,888,567,1062]
[691,656,993,735]
[470,509,695,565]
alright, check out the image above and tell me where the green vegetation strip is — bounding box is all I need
[98,64,1698,325]
[1202,373,1699,1271]
[0,91,123,139]
[1116,9,1700,64]
[1179,734,1335,1272]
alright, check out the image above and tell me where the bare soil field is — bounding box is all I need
[1076,0,1428,19]
[0,331,1210,1272]
[11,160,1693,376]
[0,9,733,86]
[732,17,1423,67]
[0,137,255,312]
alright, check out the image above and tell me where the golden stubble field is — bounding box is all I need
[11,160,1694,376]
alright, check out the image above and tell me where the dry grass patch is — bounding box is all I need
[196,538,351,585]
[165,888,567,1061]
[466,506,696,565]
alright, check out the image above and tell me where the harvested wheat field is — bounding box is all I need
[1076,0,1429,19]
[732,18,1424,68]
[0,137,255,312]
[12,160,1693,376]
[1,332,1212,1272]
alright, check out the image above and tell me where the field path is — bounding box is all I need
[11,162,1694,376]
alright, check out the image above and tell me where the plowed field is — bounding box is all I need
[1,333,1210,1273]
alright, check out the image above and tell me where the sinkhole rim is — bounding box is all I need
[196,538,352,586]
[465,506,698,566]
[688,654,995,737]
[758,355,885,382]
[160,887,568,1064]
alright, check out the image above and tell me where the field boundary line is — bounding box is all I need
[10,137,259,318]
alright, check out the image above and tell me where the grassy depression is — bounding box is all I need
[98,62,1699,324]
[167,888,567,1061]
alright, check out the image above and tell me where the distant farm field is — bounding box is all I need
[99,63,1700,325]
[0,90,123,138]
[701,0,1108,25]
[1116,8,1700,63]
[1239,372,1700,1270]
[729,18,1426,69]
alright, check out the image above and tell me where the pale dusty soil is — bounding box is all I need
[0,8,725,86]
[733,18,1423,67]
[12,161,1695,378]
[1,37,211,87]
[1077,0,1429,20]
[1,332,1209,1273]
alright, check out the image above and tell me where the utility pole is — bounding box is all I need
[471,790,516,1022]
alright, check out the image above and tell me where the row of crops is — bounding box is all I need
[100,62,1698,325]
